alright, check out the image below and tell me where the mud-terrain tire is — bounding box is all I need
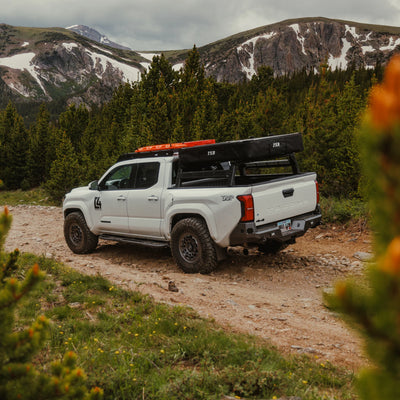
[171,217,218,274]
[64,212,98,254]
[258,240,288,255]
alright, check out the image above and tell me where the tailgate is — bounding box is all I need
[252,173,317,227]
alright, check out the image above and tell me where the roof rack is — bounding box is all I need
[117,133,303,164]
[117,139,215,162]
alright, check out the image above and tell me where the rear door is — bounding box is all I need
[252,173,317,227]
[127,161,163,239]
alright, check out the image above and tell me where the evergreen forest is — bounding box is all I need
[0,46,384,201]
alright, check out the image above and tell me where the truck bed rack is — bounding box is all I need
[118,132,303,164]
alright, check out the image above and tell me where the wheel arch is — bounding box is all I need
[64,207,82,218]
[170,213,206,230]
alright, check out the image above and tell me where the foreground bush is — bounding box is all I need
[328,54,400,400]
[0,206,102,400]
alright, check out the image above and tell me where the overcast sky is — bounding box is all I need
[1,0,400,51]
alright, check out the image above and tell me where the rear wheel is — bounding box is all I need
[171,217,218,274]
[64,212,98,254]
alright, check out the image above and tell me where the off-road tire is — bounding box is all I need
[171,217,218,274]
[258,240,288,255]
[64,211,98,254]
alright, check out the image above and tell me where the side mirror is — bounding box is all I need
[89,180,99,190]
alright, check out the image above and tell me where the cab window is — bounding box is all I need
[134,162,160,189]
[99,164,135,190]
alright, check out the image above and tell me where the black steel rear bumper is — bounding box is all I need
[229,207,321,246]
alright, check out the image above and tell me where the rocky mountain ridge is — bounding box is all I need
[66,25,131,50]
[0,17,400,110]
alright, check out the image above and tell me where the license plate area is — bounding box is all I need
[277,219,291,233]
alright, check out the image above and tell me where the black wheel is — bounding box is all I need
[171,217,218,274]
[258,240,288,255]
[64,211,98,254]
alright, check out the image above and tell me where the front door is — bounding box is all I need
[96,164,134,234]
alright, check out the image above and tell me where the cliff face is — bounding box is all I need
[0,24,144,108]
[1,18,400,109]
[202,18,400,82]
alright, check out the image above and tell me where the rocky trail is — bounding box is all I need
[4,205,373,371]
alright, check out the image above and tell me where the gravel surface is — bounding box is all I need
[4,205,372,371]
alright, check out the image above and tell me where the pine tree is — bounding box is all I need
[0,103,28,189]
[45,133,81,202]
[27,104,53,187]
[0,207,103,399]
[58,104,90,151]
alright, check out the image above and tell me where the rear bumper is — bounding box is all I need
[229,207,321,245]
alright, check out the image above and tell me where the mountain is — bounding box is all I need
[0,24,151,111]
[1,17,400,113]
[196,17,400,82]
[66,25,131,50]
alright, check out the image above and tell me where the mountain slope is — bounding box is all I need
[0,24,146,108]
[66,25,131,50]
[196,17,400,82]
[1,17,400,111]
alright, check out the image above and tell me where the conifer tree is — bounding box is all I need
[27,104,53,187]
[0,207,103,399]
[58,104,90,151]
[46,132,81,202]
[1,106,29,190]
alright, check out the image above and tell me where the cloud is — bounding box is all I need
[1,0,400,50]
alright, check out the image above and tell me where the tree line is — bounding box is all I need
[0,46,384,201]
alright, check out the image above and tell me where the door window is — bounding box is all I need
[99,164,135,190]
[134,162,160,189]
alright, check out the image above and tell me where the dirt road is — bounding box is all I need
[4,205,372,371]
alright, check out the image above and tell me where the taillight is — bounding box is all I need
[237,195,254,222]
[315,181,320,204]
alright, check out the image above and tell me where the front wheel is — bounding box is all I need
[171,217,218,274]
[64,212,98,254]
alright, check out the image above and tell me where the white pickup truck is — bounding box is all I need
[63,133,321,273]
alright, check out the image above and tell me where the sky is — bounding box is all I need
[1,0,400,51]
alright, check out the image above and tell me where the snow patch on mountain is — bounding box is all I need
[237,32,277,79]
[62,42,79,52]
[290,24,307,55]
[138,52,160,61]
[381,37,400,51]
[86,49,141,82]
[173,62,184,71]
[0,52,47,95]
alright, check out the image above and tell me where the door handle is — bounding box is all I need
[147,195,159,201]
[117,195,127,201]
[282,188,294,198]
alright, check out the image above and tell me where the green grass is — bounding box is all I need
[0,187,58,207]
[14,254,357,400]
[320,196,368,224]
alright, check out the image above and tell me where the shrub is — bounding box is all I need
[0,207,102,400]
[327,54,400,400]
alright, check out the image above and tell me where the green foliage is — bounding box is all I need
[320,196,368,223]
[326,55,400,400]
[0,103,29,190]
[45,133,81,202]
[0,207,103,399]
